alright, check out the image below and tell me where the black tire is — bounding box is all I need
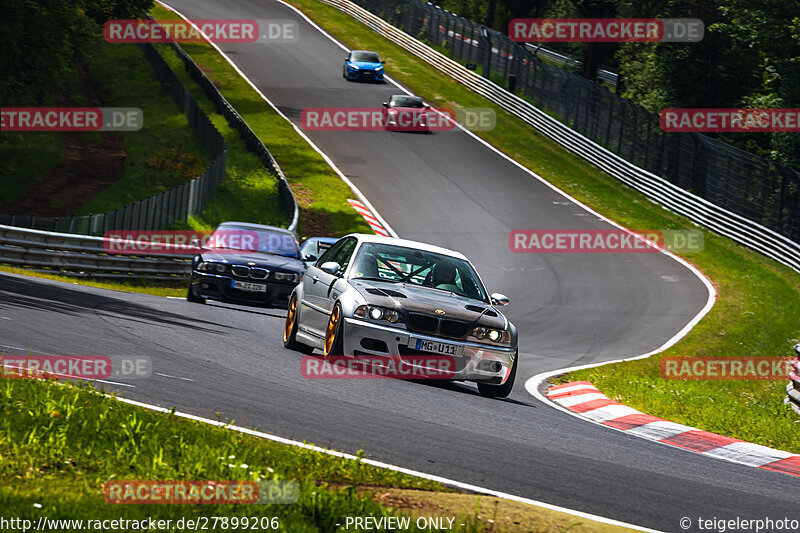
[186,283,205,304]
[477,350,518,398]
[284,294,314,354]
[323,302,345,356]
[342,66,347,78]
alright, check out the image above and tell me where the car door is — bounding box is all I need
[301,239,342,336]
[318,237,358,319]
[302,238,356,337]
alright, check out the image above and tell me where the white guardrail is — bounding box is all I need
[321,0,800,273]
[1,0,798,279]
[0,225,193,280]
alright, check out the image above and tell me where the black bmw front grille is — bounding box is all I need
[406,313,471,340]
[231,265,270,279]
[407,313,438,334]
[439,319,471,338]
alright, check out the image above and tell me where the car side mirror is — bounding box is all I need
[382,102,389,107]
[304,254,317,262]
[794,343,800,357]
[490,293,509,306]
[424,103,431,109]
[320,261,341,276]
[381,60,386,64]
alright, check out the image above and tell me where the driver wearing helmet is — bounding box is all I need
[428,262,456,288]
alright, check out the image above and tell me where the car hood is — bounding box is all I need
[349,280,506,329]
[200,249,304,271]
[350,61,382,69]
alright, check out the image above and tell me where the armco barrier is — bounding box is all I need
[786,353,800,416]
[320,0,800,273]
[0,225,192,280]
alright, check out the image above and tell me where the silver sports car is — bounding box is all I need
[283,234,518,397]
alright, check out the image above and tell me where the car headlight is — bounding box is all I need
[350,64,359,70]
[198,261,227,273]
[376,66,383,71]
[470,327,511,345]
[354,305,402,324]
[273,271,301,283]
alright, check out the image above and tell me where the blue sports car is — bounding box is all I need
[343,50,385,82]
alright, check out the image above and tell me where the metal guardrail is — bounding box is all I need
[422,4,619,85]
[0,225,192,280]
[320,0,800,273]
[786,348,800,416]
[0,33,298,236]
[164,36,300,234]
[0,29,300,279]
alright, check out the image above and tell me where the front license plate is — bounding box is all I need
[231,280,267,292]
[414,338,463,356]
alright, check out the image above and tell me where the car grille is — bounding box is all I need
[406,313,471,340]
[407,313,438,334]
[439,319,471,338]
[231,265,270,279]
[250,268,269,280]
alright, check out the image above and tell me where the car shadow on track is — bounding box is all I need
[0,274,240,334]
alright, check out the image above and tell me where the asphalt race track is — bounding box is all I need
[2,0,799,529]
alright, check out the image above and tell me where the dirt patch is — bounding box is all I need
[314,483,635,533]
[291,181,336,238]
[0,62,126,217]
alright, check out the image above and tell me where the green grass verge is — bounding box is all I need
[75,41,214,215]
[150,4,372,240]
[0,266,185,298]
[283,0,800,451]
[0,378,446,531]
[0,132,65,206]
[0,376,636,532]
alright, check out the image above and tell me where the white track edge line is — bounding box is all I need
[158,0,398,239]
[147,4,663,528]
[109,394,656,531]
[290,0,720,459]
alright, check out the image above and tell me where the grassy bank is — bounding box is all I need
[280,0,800,451]
[75,41,214,215]
[0,376,631,532]
[151,4,372,240]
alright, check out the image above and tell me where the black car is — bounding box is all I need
[187,222,304,308]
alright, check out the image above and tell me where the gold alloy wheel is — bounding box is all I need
[283,296,297,343]
[324,305,340,355]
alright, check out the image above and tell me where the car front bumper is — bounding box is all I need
[346,68,384,81]
[190,272,295,308]
[342,317,516,385]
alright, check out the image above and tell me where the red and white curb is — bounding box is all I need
[548,381,800,478]
[348,199,391,237]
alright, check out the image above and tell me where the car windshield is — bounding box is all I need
[351,51,379,63]
[300,239,335,259]
[391,96,424,108]
[349,242,488,302]
[207,226,299,258]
